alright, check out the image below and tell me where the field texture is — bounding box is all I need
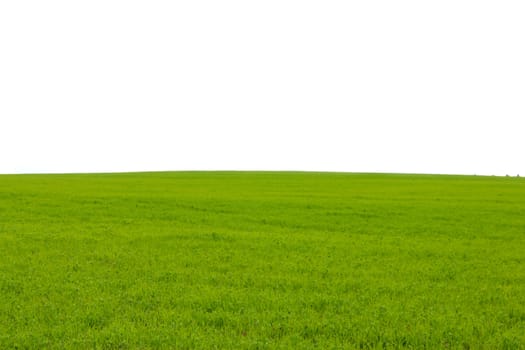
[1,172,525,349]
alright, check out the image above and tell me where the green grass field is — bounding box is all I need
[1,172,524,349]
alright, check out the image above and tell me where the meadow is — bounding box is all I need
[1,171,524,349]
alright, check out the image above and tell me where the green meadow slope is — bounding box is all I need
[1,172,524,349]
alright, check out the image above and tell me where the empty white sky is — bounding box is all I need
[1,1,524,175]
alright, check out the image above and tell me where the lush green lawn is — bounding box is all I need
[1,172,524,349]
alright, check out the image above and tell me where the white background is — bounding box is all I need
[1,1,524,175]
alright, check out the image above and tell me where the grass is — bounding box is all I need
[1,171,525,349]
